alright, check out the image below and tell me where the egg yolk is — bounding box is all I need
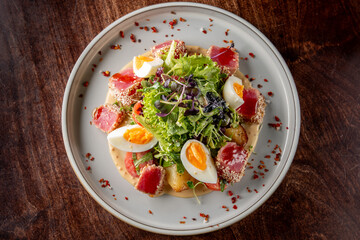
[134,56,154,70]
[123,127,153,144]
[233,83,244,99]
[186,142,207,170]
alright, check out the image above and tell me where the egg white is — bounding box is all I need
[107,125,158,152]
[133,57,164,78]
[222,75,245,109]
[180,139,218,184]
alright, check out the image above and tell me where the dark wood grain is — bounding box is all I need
[1,0,359,239]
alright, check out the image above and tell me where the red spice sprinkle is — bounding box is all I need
[165,34,168,37]
[222,205,227,208]
[245,74,249,78]
[237,195,240,199]
[286,127,289,129]
[146,19,150,21]
[79,94,83,98]
[209,18,213,22]
[144,26,149,31]
[254,189,258,193]
[130,34,136,42]
[250,77,255,81]
[265,155,271,158]
[98,51,102,55]
[171,11,176,14]
[268,139,272,143]
[169,19,177,28]
[86,153,91,158]
[90,157,94,161]
[257,84,263,88]
[180,221,185,224]
[151,27,158,33]
[84,106,86,110]
[202,29,207,34]
[179,17,186,22]
[233,205,238,209]
[268,91,274,96]
[253,174,259,179]
[90,121,92,125]
[83,82,89,87]
[244,57,248,60]
[200,213,205,217]
[228,191,234,196]
[102,71,110,77]
[110,44,121,50]
[247,187,252,192]
[249,166,254,169]
[264,78,269,82]
[148,210,153,214]
[183,216,187,219]
[231,197,236,204]
[139,27,143,29]
[125,197,128,200]
[192,218,196,221]
[225,29,230,36]
[99,58,103,62]
[91,68,94,72]
[86,166,91,170]
[249,52,255,58]
[268,123,282,130]
[177,29,181,31]
[163,20,166,24]
[275,116,281,122]
[265,169,269,172]
[134,22,139,26]
[120,31,124,38]
[229,40,234,43]
[223,40,229,43]
[112,194,115,197]
[92,64,97,67]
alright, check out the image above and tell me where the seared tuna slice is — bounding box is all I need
[108,68,143,106]
[124,151,155,178]
[92,104,125,133]
[215,142,249,183]
[237,88,266,124]
[151,40,187,59]
[207,45,239,75]
[135,164,165,195]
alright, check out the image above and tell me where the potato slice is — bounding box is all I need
[165,165,195,192]
[225,125,248,147]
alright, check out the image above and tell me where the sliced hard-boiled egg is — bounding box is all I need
[133,55,164,78]
[180,140,218,184]
[107,125,158,152]
[222,75,245,109]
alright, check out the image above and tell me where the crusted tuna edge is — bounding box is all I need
[215,156,248,184]
[92,104,126,133]
[135,164,166,196]
[108,81,143,106]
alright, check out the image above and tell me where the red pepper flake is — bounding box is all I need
[268,91,274,96]
[86,153,91,158]
[233,205,238,209]
[99,179,111,188]
[229,40,234,43]
[90,157,95,161]
[91,68,94,72]
[112,194,115,197]
[163,20,166,24]
[86,166,91,171]
[237,195,240,199]
[130,34,136,43]
[177,29,181,31]
[210,24,213,27]
[98,51,102,55]
[120,31,124,38]
[171,34,174,37]
[102,71,110,77]
[183,216,187,219]
[144,26,149,31]
[199,213,209,223]
[248,166,254,169]
[90,121,92,125]
[146,19,150,21]
[92,64,97,68]
[275,116,281,122]
[264,78,268,82]
[250,77,255,81]
[179,17,186,22]
[151,27,158,33]
[231,197,236,204]
[83,81,89,87]
[286,127,289,130]
[268,139,272,143]
[265,169,269,172]
[246,187,252,192]
[254,189,258,193]
[227,191,233,196]
[209,18,213,22]
[257,84,263,88]
[110,44,121,50]
[268,123,282,130]
[148,210,153,214]
[138,39,141,43]
[223,40,229,43]
[244,57,248,60]
[139,27,143,29]
[169,19,177,29]
[165,34,168,37]
[192,218,196,221]
[245,74,249,78]
[171,11,176,15]
[253,174,259,179]
[222,205,227,208]
[265,155,271,158]
[179,221,185,224]
[125,197,128,200]
[134,22,139,26]
[225,29,230,36]
[249,52,255,58]
[260,160,265,164]
[79,94,83,98]
[84,106,87,110]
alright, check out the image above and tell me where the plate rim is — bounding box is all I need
[62,2,301,235]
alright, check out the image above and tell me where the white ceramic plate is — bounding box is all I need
[62,2,300,235]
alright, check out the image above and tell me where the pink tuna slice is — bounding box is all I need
[109,68,142,92]
[237,88,260,119]
[216,142,249,183]
[124,151,155,178]
[135,165,165,195]
[92,105,125,133]
[151,40,187,59]
[208,45,239,75]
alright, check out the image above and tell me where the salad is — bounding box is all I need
[92,40,266,199]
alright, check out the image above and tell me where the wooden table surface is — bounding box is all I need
[1,0,359,239]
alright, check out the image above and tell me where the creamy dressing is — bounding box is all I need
[104,46,261,198]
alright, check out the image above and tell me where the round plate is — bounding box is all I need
[62,2,300,235]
